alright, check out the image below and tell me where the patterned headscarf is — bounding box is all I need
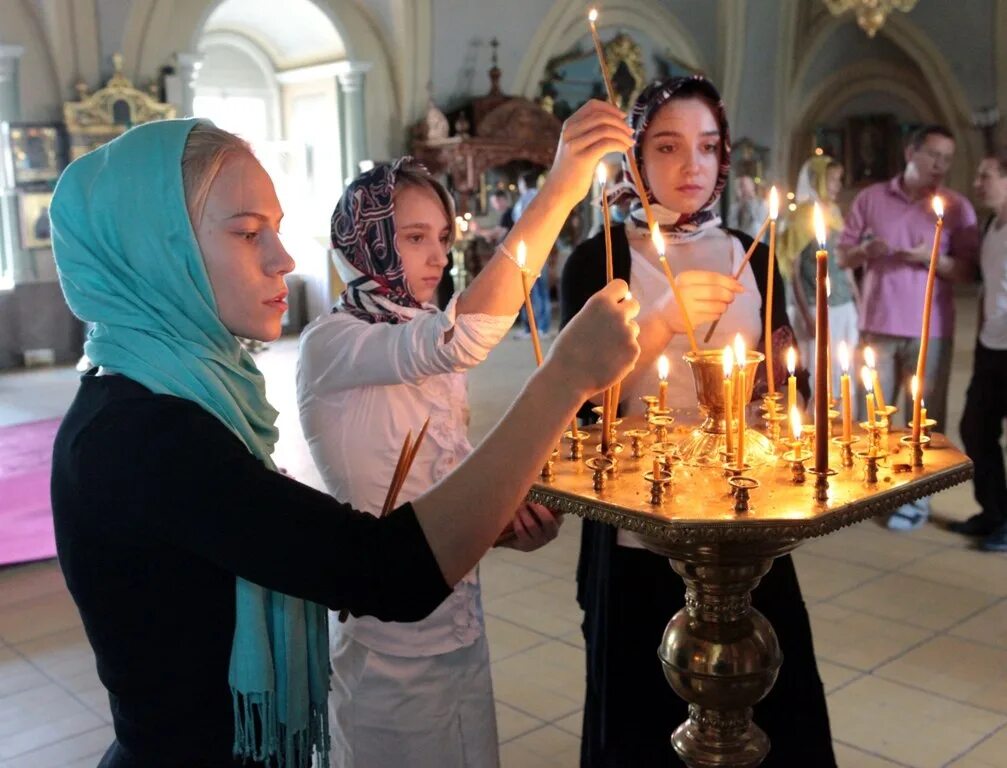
[609,75,732,243]
[331,157,442,324]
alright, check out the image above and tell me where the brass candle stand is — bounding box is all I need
[625,428,651,459]
[909,418,938,448]
[899,434,931,468]
[783,448,811,483]
[540,447,559,481]
[644,466,674,505]
[831,437,856,469]
[648,413,675,443]
[528,413,972,768]
[855,446,890,484]
[565,428,589,460]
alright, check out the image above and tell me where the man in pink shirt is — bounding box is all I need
[839,125,979,530]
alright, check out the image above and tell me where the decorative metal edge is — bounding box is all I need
[527,463,973,545]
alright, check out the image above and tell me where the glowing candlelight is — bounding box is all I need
[790,406,802,455]
[812,203,830,473]
[861,366,876,426]
[787,346,798,417]
[516,241,543,367]
[839,341,852,442]
[764,186,780,395]
[651,223,698,353]
[913,196,944,444]
[723,345,734,457]
[863,346,885,412]
[657,354,669,411]
[598,163,613,284]
[734,334,746,467]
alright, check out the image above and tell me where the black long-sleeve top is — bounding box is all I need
[51,372,451,767]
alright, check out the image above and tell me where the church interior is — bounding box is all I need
[1,1,1007,766]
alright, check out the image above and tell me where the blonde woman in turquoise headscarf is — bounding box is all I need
[48,118,640,768]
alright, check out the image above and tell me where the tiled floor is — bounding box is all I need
[2,290,1006,767]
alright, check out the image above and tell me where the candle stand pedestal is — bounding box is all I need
[529,414,972,768]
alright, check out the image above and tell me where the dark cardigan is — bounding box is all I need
[559,224,834,768]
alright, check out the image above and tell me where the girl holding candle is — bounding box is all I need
[298,100,635,768]
[49,119,640,768]
[782,154,859,397]
[560,76,831,767]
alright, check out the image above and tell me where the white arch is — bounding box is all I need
[510,0,707,101]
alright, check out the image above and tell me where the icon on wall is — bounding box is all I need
[17,191,54,250]
[2,123,65,187]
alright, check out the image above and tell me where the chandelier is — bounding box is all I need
[823,0,918,37]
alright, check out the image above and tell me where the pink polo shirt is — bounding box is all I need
[839,176,978,338]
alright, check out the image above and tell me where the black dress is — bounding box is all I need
[51,373,451,767]
[560,225,836,768]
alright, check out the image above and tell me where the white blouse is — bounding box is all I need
[296,297,516,657]
[617,230,762,548]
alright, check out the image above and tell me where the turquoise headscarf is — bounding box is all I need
[50,118,329,767]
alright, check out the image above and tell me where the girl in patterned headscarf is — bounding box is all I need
[297,100,636,768]
[560,75,835,767]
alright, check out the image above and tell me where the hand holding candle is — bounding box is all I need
[839,341,852,442]
[913,196,944,444]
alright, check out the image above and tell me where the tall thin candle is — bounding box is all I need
[790,406,803,456]
[913,196,944,444]
[812,204,830,473]
[516,242,543,366]
[764,186,780,395]
[598,163,613,283]
[864,346,885,412]
[787,347,798,416]
[723,345,734,457]
[839,341,852,441]
[734,334,746,467]
[861,367,876,426]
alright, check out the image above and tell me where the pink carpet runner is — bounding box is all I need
[0,418,61,566]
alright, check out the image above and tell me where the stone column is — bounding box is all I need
[336,61,372,183]
[0,45,26,289]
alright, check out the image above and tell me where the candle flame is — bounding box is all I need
[658,354,670,381]
[787,346,796,375]
[516,240,527,269]
[932,195,944,219]
[624,290,632,301]
[813,202,826,247]
[596,162,607,185]
[733,333,746,368]
[839,340,850,372]
[864,346,876,370]
[911,375,919,399]
[769,186,779,220]
[861,366,874,394]
[650,222,666,257]
[790,406,802,441]
[588,7,598,22]
[722,345,734,378]
[464,212,472,220]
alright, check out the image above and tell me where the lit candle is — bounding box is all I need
[787,347,798,416]
[651,223,699,354]
[861,366,876,426]
[653,457,661,479]
[790,406,802,455]
[598,163,613,284]
[839,341,852,442]
[734,334,746,467]
[764,186,780,395]
[812,204,830,473]
[864,346,886,412]
[913,196,944,444]
[657,354,669,411]
[516,241,543,366]
[587,9,616,105]
[723,345,734,457]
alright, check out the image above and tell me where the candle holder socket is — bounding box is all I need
[782,449,811,484]
[565,429,588,460]
[723,461,753,480]
[595,441,624,473]
[640,395,659,420]
[855,448,890,484]
[832,437,856,469]
[648,414,675,444]
[899,434,931,469]
[585,456,614,492]
[763,409,788,445]
[808,468,837,503]
[643,467,674,505]
[858,420,887,454]
[908,418,938,448]
[540,448,559,481]
[624,428,650,459]
[728,476,759,514]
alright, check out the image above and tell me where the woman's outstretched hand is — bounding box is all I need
[547,100,634,205]
[660,270,744,333]
[547,279,640,397]
[496,503,563,552]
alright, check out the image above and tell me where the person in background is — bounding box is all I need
[952,147,1007,551]
[485,188,514,242]
[727,173,768,241]
[838,125,979,531]
[514,171,551,337]
[785,155,859,393]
